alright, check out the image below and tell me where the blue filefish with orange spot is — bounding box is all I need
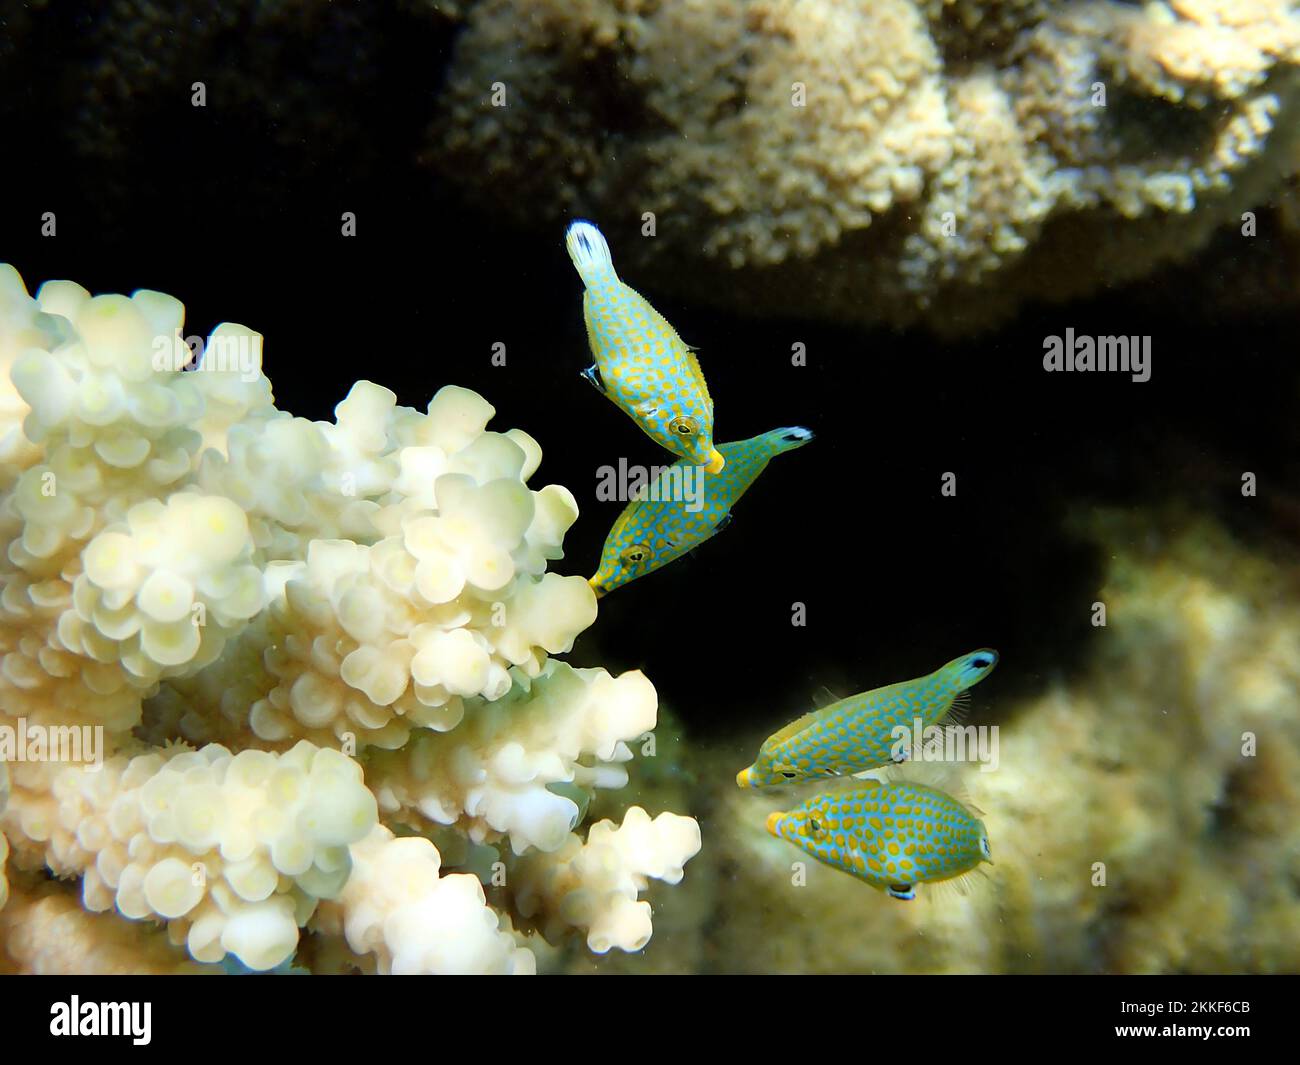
[589,426,813,597]
[566,220,725,473]
[766,778,992,899]
[736,650,999,787]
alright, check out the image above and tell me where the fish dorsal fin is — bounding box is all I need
[762,706,823,749]
[763,686,850,748]
[630,289,712,405]
[882,761,979,811]
[607,498,644,545]
[812,685,843,710]
[682,348,712,405]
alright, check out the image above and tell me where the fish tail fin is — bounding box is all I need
[765,426,815,455]
[566,220,617,286]
[941,648,999,692]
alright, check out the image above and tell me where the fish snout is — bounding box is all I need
[587,576,607,600]
[764,811,785,837]
[735,765,755,788]
[704,449,726,474]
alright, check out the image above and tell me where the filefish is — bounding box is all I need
[589,427,813,597]
[566,220,725,473]
[736,650,998,787]
[766,779,992,899]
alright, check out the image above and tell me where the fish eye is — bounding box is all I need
[619,543,651,566]
[668,415,698,437]
[780,771,797,779]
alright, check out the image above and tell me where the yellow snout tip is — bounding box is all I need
[765,811,784,836]
[587,577,606,599]
[705,449,725,474]
[735,766,753,788]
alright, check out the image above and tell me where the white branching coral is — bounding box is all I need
[234,495,595,753]
[367,661,657,854]
[165,384,595,754]
[1,879,213,975]
[0,264,700,973]
[6,742,376,971]
[73,494,263,683]
[511,807,703,954]
[315,824,535,975]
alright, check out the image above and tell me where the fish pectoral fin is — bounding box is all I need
[713,512,733,534]
[929,870,986,902]
[811,685,844,710]
[580,364,607,394]
[939,690,972,727]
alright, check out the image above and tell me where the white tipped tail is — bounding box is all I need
[769,426,815,453]
[566,220,617,286]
